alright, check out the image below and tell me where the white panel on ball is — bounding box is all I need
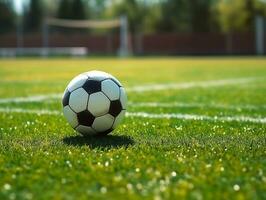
[84,70,110,81]
[67,74,88,92]
[92,114,114,132]
[63,106,79,128]
[120,87,127,109]
[101,79,120,100]
[109,75,122,86]
[88,92,110,116]
[76,125,96,136]
[112,110,126,129]
[69,88,89,113]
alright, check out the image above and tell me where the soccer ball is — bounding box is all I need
[62,70,127,136]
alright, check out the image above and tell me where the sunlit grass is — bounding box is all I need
[0,57,266,200]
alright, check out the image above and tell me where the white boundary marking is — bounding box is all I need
[127,112,266,124]
[0,93,61,104]
[0,77,262,104]
[0,107,61,115]
[129,102,266,111]
[126,77,261,92]
[0,108,60,115]
[0,107,265,124]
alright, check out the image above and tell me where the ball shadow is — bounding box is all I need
[63,134,134,149]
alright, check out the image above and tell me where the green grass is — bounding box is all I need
[0,57,266,200]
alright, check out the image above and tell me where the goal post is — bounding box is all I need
[255,15,265,55]
[42,16,129,57]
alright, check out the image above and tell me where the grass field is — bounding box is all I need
[0,57,266,200]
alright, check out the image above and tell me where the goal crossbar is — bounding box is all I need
[45,18,121,29]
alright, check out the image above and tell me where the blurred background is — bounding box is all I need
[0,0,266,57]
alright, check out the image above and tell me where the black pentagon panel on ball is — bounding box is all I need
[62,90,71,107]
[77,110,95,126]
[109,100,122,117]
[82,79,101,94]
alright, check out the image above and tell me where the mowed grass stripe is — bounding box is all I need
[0,107,265,124]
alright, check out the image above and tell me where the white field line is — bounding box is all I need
[0,107,61,115]
[0,93,61,104]
[128,102,266,110]
[0,77,262,104]
[0,107,265,124]
[127,112,266,124]
[126,77,261,92]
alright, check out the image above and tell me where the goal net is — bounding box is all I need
[42,16,129,57]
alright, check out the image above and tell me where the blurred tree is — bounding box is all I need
[72,0,86,19]
[189,0,213,32]
[90,0,106,18]
[57,0,87,19]
[142,4,162,33]
[246,0,256,26]
[24,0,43,32]
[253,0,266,15]
[217,0,250,32]
[156,0,191,32]
[0,0,15,34]
[57,0,72,19]
[152,0,217,33]
[216,0,256,53]
[106,0,146,33]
